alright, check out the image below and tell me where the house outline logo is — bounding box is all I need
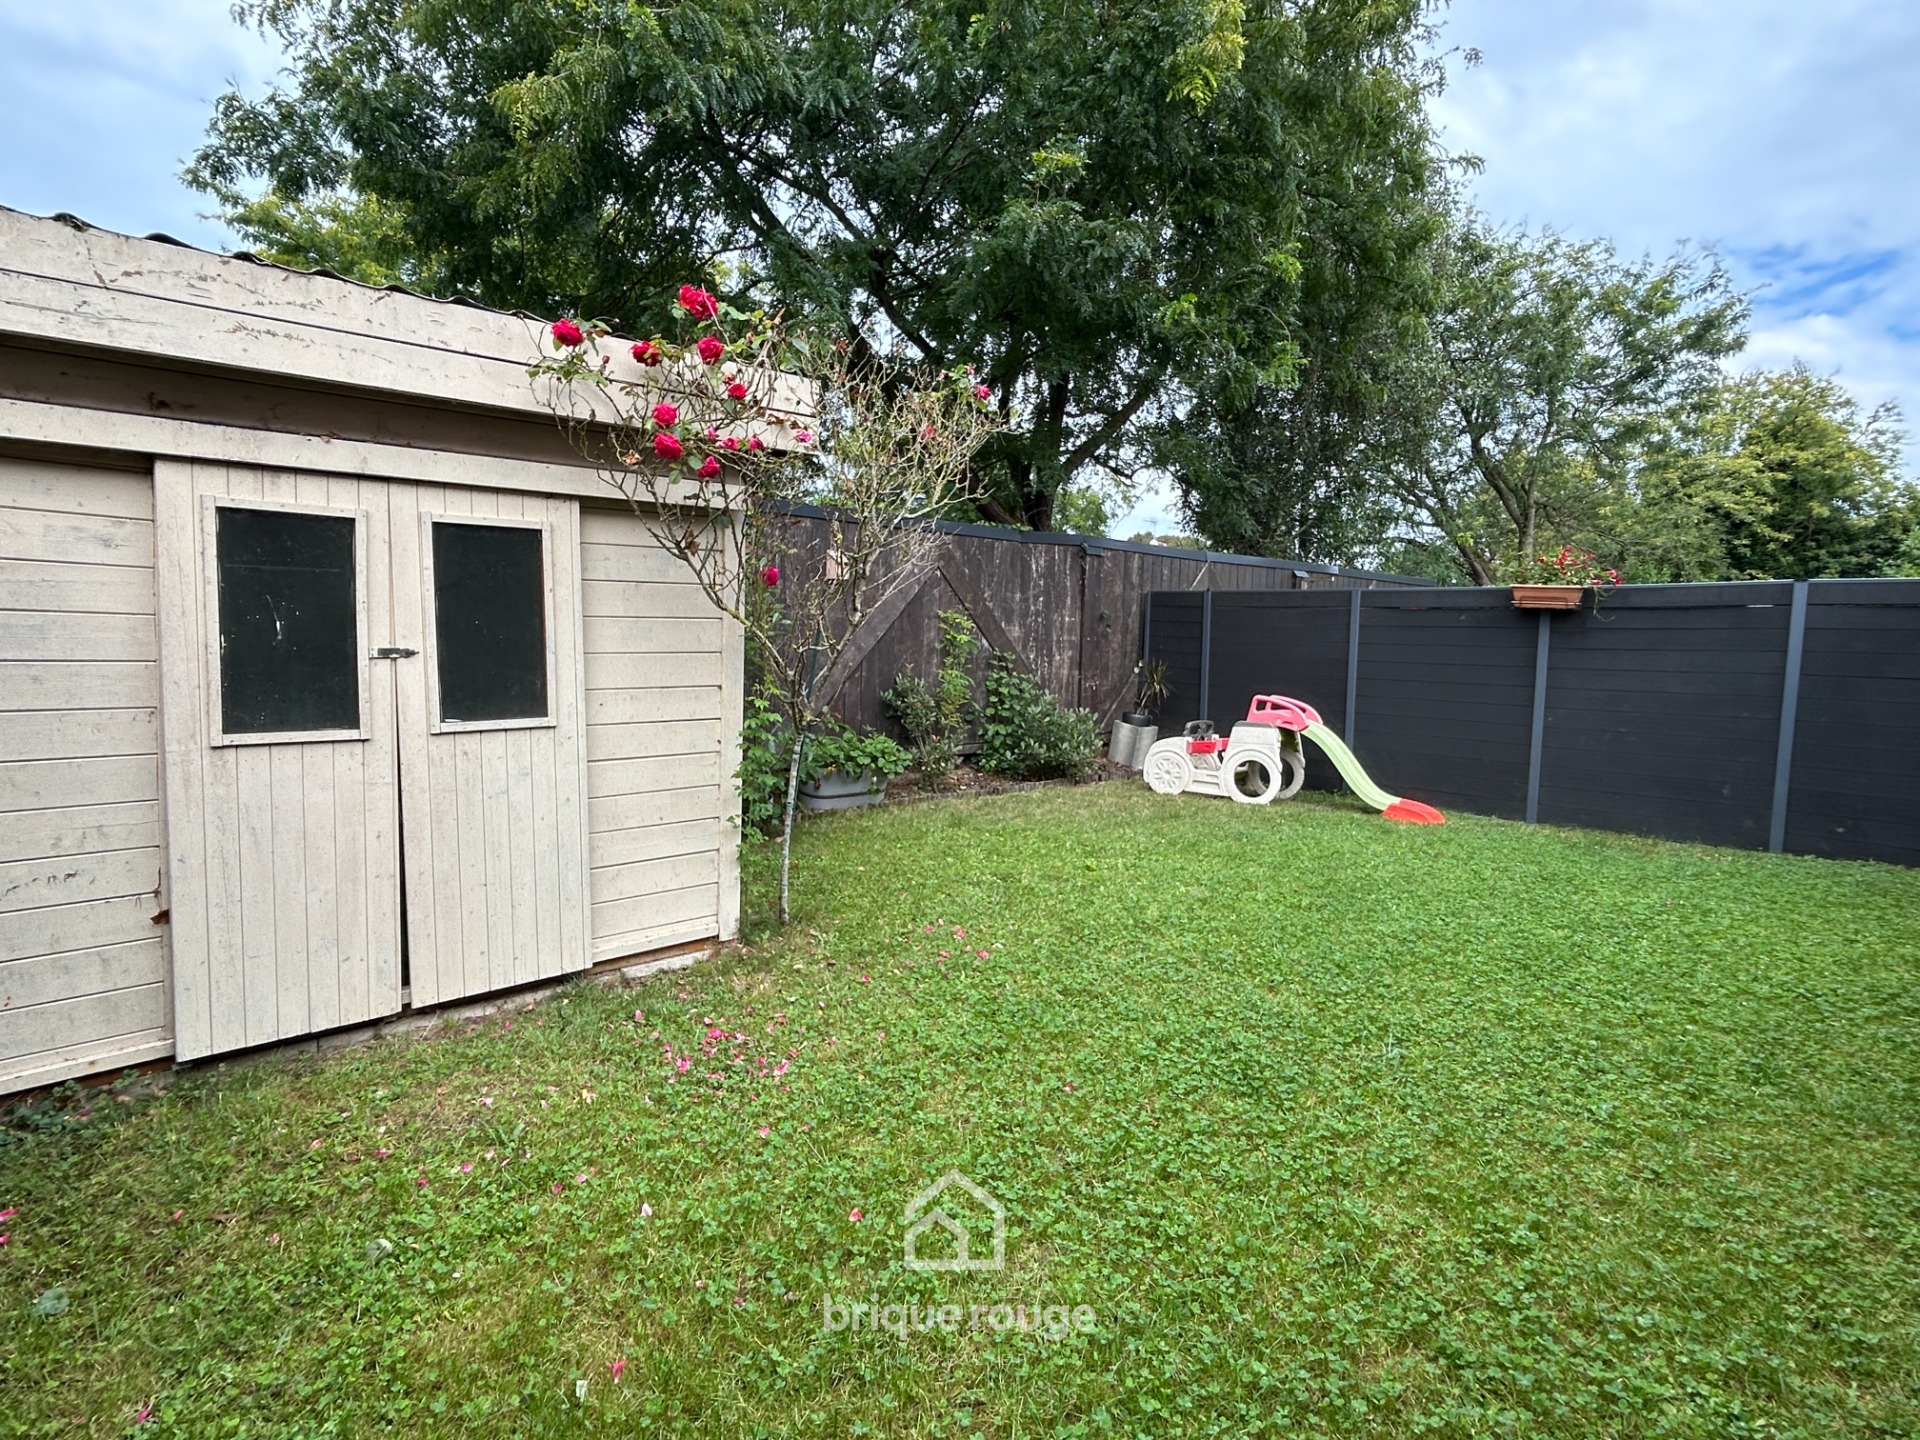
[902,1170,1006,1272]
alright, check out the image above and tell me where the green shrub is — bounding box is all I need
[735,685,790,839]
[885,609,978,781]
[801,725,912,788]
[977,652,1101,780]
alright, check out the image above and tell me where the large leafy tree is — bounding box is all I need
[1152,149,1441,564]
[1641,366,1920,580]
[1371,217,1749,583]
[191,0,1438,529]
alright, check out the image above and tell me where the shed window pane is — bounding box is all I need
[217,507,360,734]
[432,522,549,723]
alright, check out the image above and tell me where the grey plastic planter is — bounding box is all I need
[798,768,887,813]
[1110,715,1158,770]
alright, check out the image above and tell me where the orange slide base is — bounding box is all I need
[1382,799,1445,824]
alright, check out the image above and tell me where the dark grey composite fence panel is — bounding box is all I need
[1201,591,1353,791]
[1786,580,1920,866]
[1353,592,1536,820]
[1143,579,1920,867]
[1539,585,1792,850]
[1146,592,1207,731]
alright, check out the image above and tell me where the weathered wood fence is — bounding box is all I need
[804,517,1429,735]
[1145,579,1920,867]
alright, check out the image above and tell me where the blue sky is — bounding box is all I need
[0,1,1915,536]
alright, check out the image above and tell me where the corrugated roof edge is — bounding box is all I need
[776,499,1434,585]
[37,208,545,321]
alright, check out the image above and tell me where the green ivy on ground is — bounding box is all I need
[3,786,1918,1436]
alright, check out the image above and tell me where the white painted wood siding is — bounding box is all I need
[155,461,402,1061]
[0,456,172,1090]
[394,485,591,1004]
[580,506,741,959]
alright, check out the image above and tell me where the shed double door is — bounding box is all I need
[157,464,589,1060]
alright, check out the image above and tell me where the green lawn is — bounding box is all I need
[4,785,1920,1437]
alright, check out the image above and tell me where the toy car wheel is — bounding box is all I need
[1274,744,1307,800]
[1143,748,1193,796]
[1224,752,1292,804]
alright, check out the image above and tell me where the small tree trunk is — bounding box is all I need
[778,735,804,924]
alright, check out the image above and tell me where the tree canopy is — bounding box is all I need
[193,0,1440,530]
[1640,366,1920,581]
[1353,216,1751,584]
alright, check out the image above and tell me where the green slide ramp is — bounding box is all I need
[1301,721,1399,812]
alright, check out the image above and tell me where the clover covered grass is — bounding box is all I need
[3,784,1919,1436]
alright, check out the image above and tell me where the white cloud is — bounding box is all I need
[0,0,282,246]
[1431,0,1920,466]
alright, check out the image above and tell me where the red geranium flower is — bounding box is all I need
[678,285,719,319]
[696,335,725,364]
[653,432,684,460]
[551,318,584,348]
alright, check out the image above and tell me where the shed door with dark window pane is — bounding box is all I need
[393,490,589,1004]
[156,465,402,1060]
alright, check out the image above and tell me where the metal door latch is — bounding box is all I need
[371,647,419,659]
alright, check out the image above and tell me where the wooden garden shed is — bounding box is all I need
[0,208,743,1094]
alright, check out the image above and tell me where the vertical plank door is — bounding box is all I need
[155,462,402,1059]
[392,486,590,1003]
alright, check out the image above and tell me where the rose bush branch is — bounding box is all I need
[531,290,1004,921]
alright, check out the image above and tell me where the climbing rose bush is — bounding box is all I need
[531,287,1003,922]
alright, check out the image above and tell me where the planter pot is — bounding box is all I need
[1511,584,1585,611]
[1110,715,1159,770]
[798,768,887,813]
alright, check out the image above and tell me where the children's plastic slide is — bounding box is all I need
[1139,693,1444,823]
[1296,721,1444,823]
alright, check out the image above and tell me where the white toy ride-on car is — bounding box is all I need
[1139,692,1447,822]
[1140,713,1307,804]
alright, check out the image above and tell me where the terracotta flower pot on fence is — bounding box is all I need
[1511,584,1585,610]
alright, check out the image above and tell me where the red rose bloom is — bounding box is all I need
[653,432,684,460]
[632,340,662,366]
[551,319,584,348]
[726,380,748,401]
[760,565,780,587]
[974,384,991,400]
[652,402,678,428]
[721,436,740,451]
[696,336,725,365]
[748,436,765,452]
[698,455,722,480]
[678,285,719,319]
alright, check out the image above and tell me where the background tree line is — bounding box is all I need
[193,0,1919,581]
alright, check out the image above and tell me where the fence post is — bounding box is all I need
[1198,590,1213,721]
[1768,580,1810,854]
[1525,612,1551,824]
[1344,588,1362,747]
